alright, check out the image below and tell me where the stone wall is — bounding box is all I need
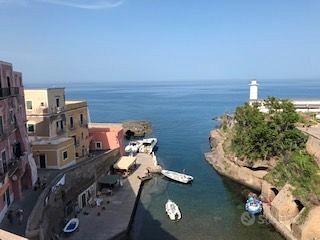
[305,134,320,167]
[25,149,121,240]
[292,206,320,240]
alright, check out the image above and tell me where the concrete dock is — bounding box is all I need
[63,153,160,240]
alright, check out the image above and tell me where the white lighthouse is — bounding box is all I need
[249,79,259,101]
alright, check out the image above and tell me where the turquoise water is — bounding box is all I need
[62,79,320,240]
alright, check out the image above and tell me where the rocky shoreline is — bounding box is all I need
[205,129,320,240]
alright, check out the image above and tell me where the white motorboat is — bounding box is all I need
[165,199,181,221]
[125,140,143,153]
[63,218,79,233]
[161,170,193,184]
[139,138,158,154]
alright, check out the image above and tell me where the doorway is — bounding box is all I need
[5,188,10,206]
[81,193,86,208]
[39,154,46,168]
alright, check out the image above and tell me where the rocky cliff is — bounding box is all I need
[205,129,320,240]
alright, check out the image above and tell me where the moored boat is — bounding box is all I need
[161,169,193,184]
[63,218,79,233]
[125,140,143,153]
[245,195,262,215]
[165,199,181,221]
[139,138,158,154]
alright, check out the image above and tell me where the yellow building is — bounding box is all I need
[29,137,75,169]
[64,100,90,159]
[24,88,90,169]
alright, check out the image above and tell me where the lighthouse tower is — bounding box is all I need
[249,79,259,101]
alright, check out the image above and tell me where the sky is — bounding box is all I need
[0,0,320,83]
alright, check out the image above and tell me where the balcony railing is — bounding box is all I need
[0,87,19,99]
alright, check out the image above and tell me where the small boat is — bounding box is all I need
[161,170,193,184]
[125,140,143,153]
[165,199,181,221]
[139,138,158,154]
[245,196,262,215]
[63,218,79,233]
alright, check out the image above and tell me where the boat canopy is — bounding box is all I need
[114,156,137,171]
[98,175,120,185]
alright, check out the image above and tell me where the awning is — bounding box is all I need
[114,156,137,171]
[98,175,120,185]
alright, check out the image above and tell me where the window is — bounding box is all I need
[81,132,84,139]
[26,101,32,110]
[0,116,3,136]
[72,136,77,146]
[62,151,68,160]
[27,124,35,133]
[40,102,45,107]
[70,117,74,129]
[60,120,64,130]
[56,121,59,129]
[95,142,102,150]
[56,98,60,107]
[9,110,14,124]
[80,114,84,125]
[1,150,7,174]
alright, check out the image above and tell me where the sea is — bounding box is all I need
[40,79,320,240]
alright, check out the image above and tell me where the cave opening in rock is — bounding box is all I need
[294,199,304,212]
[271,187,279,196]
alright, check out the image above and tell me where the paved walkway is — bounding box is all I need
[62,153,155,240]
[0,169,60,237]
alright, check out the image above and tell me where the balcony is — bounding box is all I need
[56,128,65,135]
[0,87,19,99]
[7,160,19,177]
[0,159,20,185]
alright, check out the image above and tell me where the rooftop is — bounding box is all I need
[0,60,12,66]
[29,136,72,145]
[65,100,87,110]
[89,122,123,128]
[24,87,65,91]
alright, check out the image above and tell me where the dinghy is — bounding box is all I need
[63,218,79,233]
[161,170,193,184]
[165,199,181,221]
[245,196,262,215]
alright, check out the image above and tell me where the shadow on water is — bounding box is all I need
[128,178,177,240]
[220,177,285,240]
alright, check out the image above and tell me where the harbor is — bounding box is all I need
[62,153,161,240]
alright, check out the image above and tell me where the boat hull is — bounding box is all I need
[165,200,181,221]
[139,138,158,154]
[63,218,79,233]
[161,170,193,184]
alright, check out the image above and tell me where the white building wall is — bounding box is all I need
[249,80,259,100]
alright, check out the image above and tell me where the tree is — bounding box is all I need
[231,97,307,162]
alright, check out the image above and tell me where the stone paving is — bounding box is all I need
[62,153,155,240]
[0,169,60,237]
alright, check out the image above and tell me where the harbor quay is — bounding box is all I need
[24,150,160,240]
[61,153,160,240]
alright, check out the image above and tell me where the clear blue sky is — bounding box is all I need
[0,0,320,83]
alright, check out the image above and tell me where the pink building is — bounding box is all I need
[88,123,124,155]
[0,61,37,222]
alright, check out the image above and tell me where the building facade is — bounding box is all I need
[0,61,37,222]
[24,88,90,169]
[64,101,90,158]
[88,123,124,155]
